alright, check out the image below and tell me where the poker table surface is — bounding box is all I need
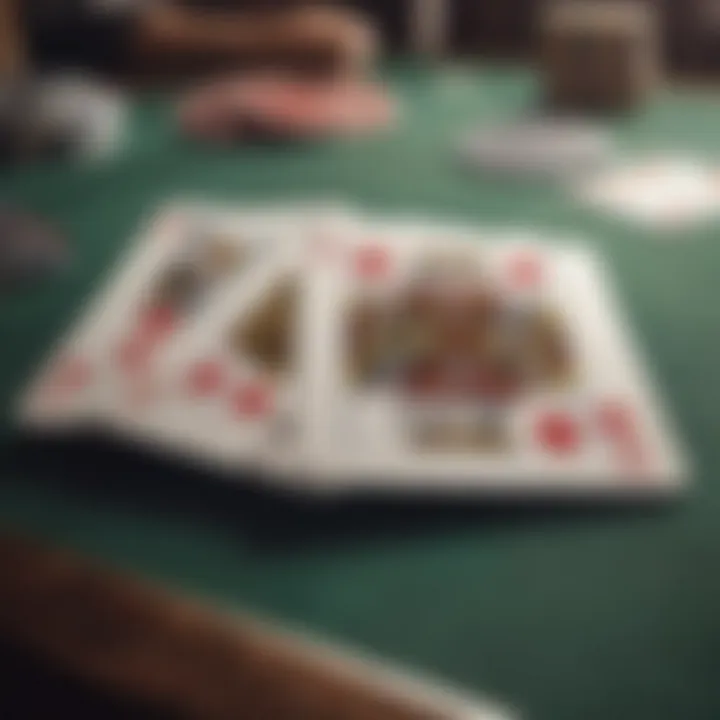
[2,64,720,720]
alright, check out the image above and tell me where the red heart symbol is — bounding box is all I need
[508,251,543,289]
[535,411,581,455]
[232,381,274,419]
[50,356,93,393]
[138,305,177,341]
[116,335,153,374]
[186,360,225,397]
[597,400,634,438]
[354,244,390,279]
[596,399,647,473]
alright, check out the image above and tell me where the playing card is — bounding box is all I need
[293,218,688,495]
[17,201,318,434]
[17,202,188,432]
[578,155,720,228]
[458,117,613,179]
[103,207,356,474]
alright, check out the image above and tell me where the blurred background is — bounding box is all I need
[7,0,720,76]
[1,2,718,720]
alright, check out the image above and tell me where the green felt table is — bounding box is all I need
[2,64,720,720]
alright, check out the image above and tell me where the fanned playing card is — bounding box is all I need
[292,219,688,495]
[17,202,191,433]
[103,208,354,473]
[17,201,322,434]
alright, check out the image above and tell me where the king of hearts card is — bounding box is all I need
[294,220,688,496]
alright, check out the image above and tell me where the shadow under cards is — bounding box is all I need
[2,431,673,557]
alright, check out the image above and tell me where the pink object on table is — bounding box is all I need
[178,75,396,142]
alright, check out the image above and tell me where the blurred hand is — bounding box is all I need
[137,4,379,78]
[273,7,379,75]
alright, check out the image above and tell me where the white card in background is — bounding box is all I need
[578,156,720,228]
[104,208,356,474]
[294,219,688,496]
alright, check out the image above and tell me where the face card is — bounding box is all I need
[103,209,355,474]
[17,203,188,432]
[578,156,720,228]
[17,201,318,433]
[296,220,688,496]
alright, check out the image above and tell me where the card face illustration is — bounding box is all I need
[300,220,688,495]
[17,202,282,431]
[104,207,354,474]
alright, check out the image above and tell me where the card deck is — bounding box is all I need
[18,201,690,499]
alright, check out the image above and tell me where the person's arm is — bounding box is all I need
[0,0,26,76]
[134,3,378,76]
